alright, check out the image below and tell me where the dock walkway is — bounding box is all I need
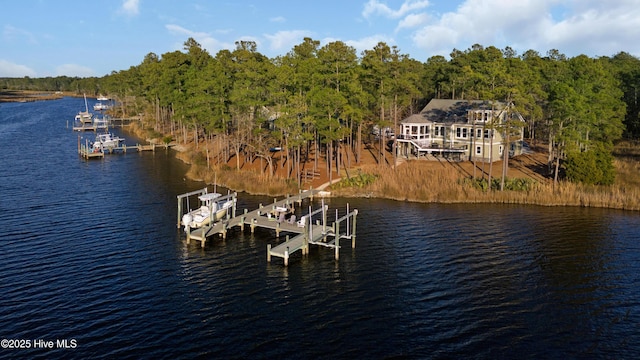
[180,189,358,266]
[186,189,319,245]
[78,140,170,159]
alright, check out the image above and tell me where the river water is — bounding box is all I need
[1,97,639,359]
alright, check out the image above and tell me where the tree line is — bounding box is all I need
[4,38,640,186]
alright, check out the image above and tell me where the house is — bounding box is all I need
[396,99,525,162]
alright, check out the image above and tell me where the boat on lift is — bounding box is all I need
[181,192,234,229]
[92,132,125,151]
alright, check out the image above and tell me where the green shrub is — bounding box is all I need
[333,171,378,189]
[565,145,615,185]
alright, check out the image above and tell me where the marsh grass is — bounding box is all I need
[333,159,640,210]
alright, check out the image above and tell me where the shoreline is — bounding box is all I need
[0,90,72,103]
[122,124,640,212]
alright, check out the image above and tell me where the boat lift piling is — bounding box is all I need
[176,189,358,265]
[266,199,358,266]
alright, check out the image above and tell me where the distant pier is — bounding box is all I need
[178,189,358,266]
[77,137,173,159]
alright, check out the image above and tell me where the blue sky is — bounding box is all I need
[2,0,640,78]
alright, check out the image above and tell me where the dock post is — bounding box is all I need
[352,209,358,248]
[322,199,327,234]
[232,193,237,218]
[267,244,271,262]
[251,219,256,234]
[335,236,340,261]
[303,230,308,255]
[185,225,191,244]
[177,200,182,228]
[276,222,280,237]
[284,247,289,266]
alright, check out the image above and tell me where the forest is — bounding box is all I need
[3,38,640,187]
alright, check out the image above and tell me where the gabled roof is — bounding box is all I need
[401,99,505,124]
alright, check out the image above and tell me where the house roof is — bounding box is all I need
[401,99,505,124]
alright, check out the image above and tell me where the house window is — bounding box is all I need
[499,145,503,155]
[475,145,482,155]
[435,126,443,137]
[477,129,482,138]
[455,127,468,138]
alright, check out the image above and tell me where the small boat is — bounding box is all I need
[97,94,110,101]
[93,102,110,111]
[73,94,95,130]
[181,192,234,229]
[75,110,94,125]
[92,132,124,151]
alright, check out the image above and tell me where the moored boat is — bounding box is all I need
[181,192,235,229]
[92,132,124,151]
[93,102,111,111]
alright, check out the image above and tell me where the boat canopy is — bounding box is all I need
[198,193,222,202]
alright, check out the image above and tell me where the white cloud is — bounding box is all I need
[270,16,286,23]
[0,59,37,77]
[396,12,430,32]
[55,64,95,77]
[542,2,640,57]
[121,0,140,16]
[409,0,640,58]
[3,25,38,44]
[264,30,313,53]
[165,24,232,55]
[362,0,430,19]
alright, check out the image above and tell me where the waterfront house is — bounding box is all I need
[396,99,525,162]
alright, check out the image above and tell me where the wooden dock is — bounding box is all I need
[179,189,358,266]
[78,138,171,159]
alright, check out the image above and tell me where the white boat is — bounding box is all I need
[181,193,234,229]
[97,94,110,101]
[92,132,124,151]
[73,94,95,129]
[93,102,110,111]
[75,110,94,125]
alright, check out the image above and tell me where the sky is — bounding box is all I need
[2,0,640,78]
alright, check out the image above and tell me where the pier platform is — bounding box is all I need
[78,141,172,159]
[178,189,358,266]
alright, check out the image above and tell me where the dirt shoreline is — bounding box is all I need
[115,113,640,211]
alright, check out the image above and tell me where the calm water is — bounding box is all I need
[1,98,639,359]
